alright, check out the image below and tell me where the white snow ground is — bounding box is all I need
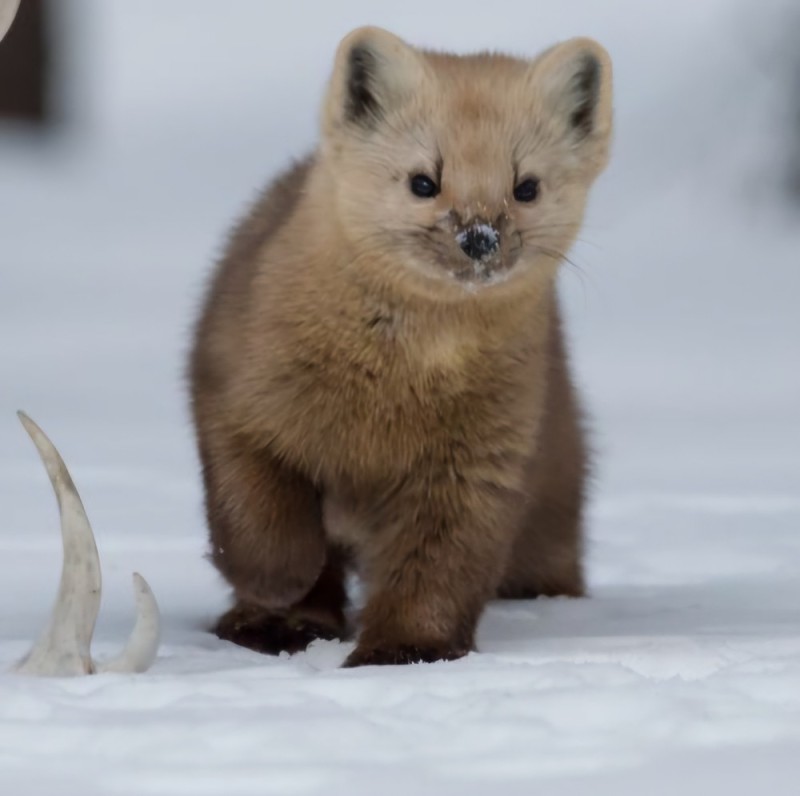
[1,2,799,794]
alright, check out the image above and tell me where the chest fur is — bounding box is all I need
[253,302,549,485]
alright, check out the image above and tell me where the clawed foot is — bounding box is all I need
[215,604,345,655]
[342,642,470,668]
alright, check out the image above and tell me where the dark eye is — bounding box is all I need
[513,177,540,203]
[410,173,439,199]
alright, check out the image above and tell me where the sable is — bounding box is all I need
[190,27,613,666]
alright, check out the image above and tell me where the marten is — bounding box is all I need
[189,27,612,666]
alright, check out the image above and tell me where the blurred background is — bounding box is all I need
[1,0,798,550]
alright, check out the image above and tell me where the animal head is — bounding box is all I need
[320,27,612,294]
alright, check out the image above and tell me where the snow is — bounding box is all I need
[1,1,799,793]
[4,479,800,794]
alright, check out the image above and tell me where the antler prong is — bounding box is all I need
[97,573,161,674]
[13,412,161,676]
[15,412,101,676]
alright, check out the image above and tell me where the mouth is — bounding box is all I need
[407,223,519,289]
[450,256,511,286]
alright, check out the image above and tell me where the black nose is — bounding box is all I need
[458,224,499,261]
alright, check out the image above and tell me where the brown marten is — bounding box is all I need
[189,27,613,666]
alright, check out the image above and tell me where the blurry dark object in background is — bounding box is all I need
[785,9,800,202]
[0,0,50,124]
[789,54,800,201]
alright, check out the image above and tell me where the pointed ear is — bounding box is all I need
[533,37,613,158]
[323,27,427,133]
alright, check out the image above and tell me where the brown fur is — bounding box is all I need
[189,28,613,666]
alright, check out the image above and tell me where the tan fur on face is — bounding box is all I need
[189,27,613,666]
[319,28,612,296]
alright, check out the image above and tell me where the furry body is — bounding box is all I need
[189,28,612,665]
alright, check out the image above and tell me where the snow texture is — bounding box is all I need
[1,1,799,794]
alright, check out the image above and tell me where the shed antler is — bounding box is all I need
[0,0,20,42]
[14,412,161,676]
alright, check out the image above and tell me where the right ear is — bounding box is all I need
[323,27,427,133]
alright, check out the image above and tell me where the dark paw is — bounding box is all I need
[342,642,470,668]
[496,585,541,600]
[496,583,585,600]
[215,606,342,655]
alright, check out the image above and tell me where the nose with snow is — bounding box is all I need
[457,224,499,262]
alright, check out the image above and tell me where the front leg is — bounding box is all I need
[344,471,522,667]
[198,431,326,617]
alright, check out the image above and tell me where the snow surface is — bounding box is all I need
[1,1,799,793]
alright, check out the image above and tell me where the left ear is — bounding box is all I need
[533,38,613,164]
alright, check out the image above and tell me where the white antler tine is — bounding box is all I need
[15,411,102,676]
[0,0,21,41]
[97,573,161,674]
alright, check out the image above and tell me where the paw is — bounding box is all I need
[215,606,343,655]
[496,584,541,600]
[342,642,470,668]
